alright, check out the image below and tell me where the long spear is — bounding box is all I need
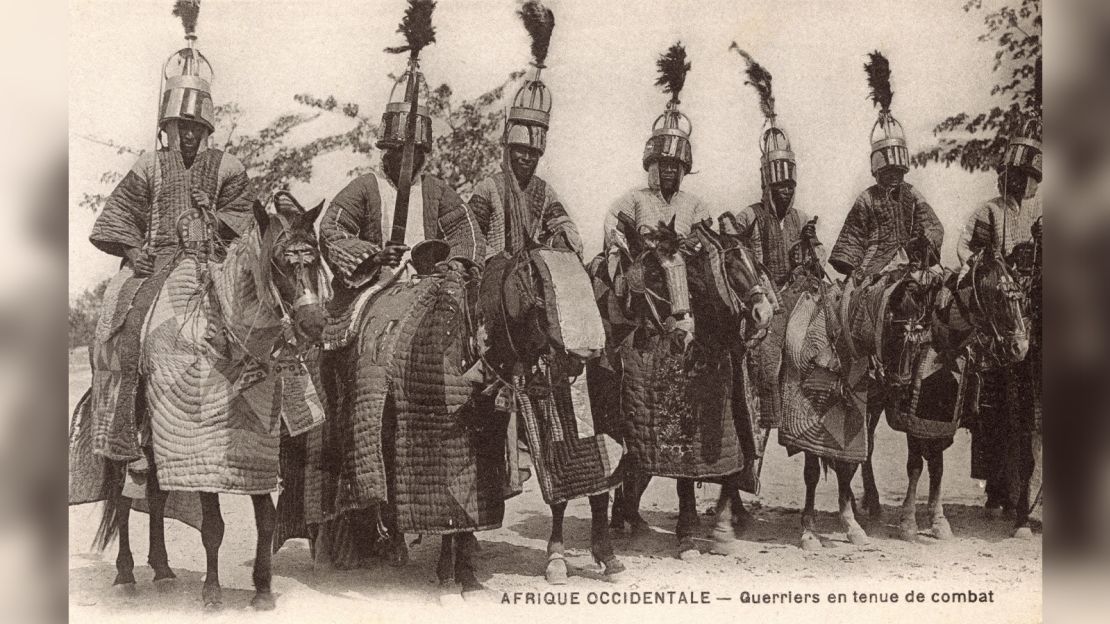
[385,0,437,245]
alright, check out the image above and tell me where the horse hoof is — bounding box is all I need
[544,554,568,585]
[153,577,177,593]
[800,531,822,551]
[709,528,744,557]
[1013,526,1034,539]
[112,582,137,597]
[201,585,223,611]
[595,555,626,577]
[388,544,409,568]
[250,591,276,611]
[865,500,884,520]
[932,517,953,540]
[677,538,701,561]
[847,526,871,546]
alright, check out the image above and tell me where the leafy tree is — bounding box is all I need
[68,278,110,349]
[912,0,1041,172]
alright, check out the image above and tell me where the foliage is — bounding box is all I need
[68,278,110,349]
[911,0,1041,172]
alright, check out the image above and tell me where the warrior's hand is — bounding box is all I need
[191,190,212,212]
[125,248,153,277]
[800,217,819,244]
[374,243,409,268]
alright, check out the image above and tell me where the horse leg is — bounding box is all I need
[861,400,883,519]
[1010,430,1035,539]
[675,479,700,560]
[837,462,869,545]
[610,485,626,530]
[800,453,821,551]
[249,494,277,610]
[436,534,455,585]
[544,502,568,584]
[145,453,175,588]
[199,492,224,610]
[453,532,485,595]
[589,493,625,575]
[113,493,137,591]
[899,436,923,542]
[624,470,652,537]
[925,442,952,540]
[709,476,743,556]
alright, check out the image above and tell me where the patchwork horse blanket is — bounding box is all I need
[779,281,870,463]
[311,266,506,535]
[619,333,743,479]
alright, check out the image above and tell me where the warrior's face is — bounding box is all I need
[508,145,541,186]
[657,158,683,196]
[876,166,905,189]
[382,147,427,186]
[999,167,1038,202]
[178,120,206,162]
[769,181,796,217]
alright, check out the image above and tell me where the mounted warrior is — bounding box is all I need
[722,46,826,508]
[466,1,624,584]
[306,0,494,593]
[958,119,1043,533]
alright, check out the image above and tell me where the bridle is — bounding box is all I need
[966,252,1028,367]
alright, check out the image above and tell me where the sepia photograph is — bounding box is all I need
[65,1,1044,622]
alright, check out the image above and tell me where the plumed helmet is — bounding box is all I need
[731,45,796,187]
[377,69,433,151]
[159,2,215,134]
[644,43,693,172]
[505,1,555,154]
[864,51,910,175]
[1001,118,1043,181]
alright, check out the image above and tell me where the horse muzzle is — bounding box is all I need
[292,295,326,343]
[750,297,775,330]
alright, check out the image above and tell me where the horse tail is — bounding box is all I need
[92,459,124,552]
[819,457,833,481]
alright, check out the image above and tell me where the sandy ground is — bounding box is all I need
[67,350,1042,623]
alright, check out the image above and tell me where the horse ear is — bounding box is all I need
[252,200,270,236]
[300,200,324,231]
[667,214,677,234]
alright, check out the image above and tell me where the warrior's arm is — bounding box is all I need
[602,193,636,253]
[911,188,945,253]
[89,153,154,259]
[727,204,762,256]
[794,208,828,265]
[465,178,495,237]
[829,193,872,276]
[435,181,485,263]
[957,203,992,264]
[540,187,583,258]
[319,177,381,285]
[212,154,254,240]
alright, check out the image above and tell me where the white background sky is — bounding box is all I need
[70,0,1008,295]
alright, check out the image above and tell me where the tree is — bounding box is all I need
[911,0,1041,172]
[68,278,110,349]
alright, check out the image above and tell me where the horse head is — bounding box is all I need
[479,239,605,378]
[963,250,1030,366]
[880,269,938,387]
[252,191,327,345]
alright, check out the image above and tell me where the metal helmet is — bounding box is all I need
[505,1,555,154]
[731,46,797,187]
[864,51,910,175]
[376,67,433,151]
[644,43,693,172]
[1001,117,1043,181]
[159,1,214,134]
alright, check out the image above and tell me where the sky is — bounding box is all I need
[69,0,1008,296]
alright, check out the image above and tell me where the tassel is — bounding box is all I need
[518,1,555,68]
[384,0,437,57]
[864,50,894,112]
[655,42,691,104]
[172,0,201,36]
[730,43,775,121]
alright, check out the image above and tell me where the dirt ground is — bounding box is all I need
[67,350,1042,623]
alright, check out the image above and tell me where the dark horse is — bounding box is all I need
[82,193,327,611]
[590,216,775,559]
[859,219,1032,540]
[476,240,624,585]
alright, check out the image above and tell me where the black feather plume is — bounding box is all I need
[385,0,437,57]
[172,0,201,36]
[655,43,691,103]
[518,1,555,68]
[864,50,893,112]
[730,43,775,120]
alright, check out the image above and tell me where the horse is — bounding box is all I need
[287,237,613,598]
[589,216,776,560]
[72,192,327,611]
[858,218,1033,541]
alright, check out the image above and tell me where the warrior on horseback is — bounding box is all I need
[466,1,625,585]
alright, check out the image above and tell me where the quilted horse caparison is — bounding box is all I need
[312,267,507,535]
